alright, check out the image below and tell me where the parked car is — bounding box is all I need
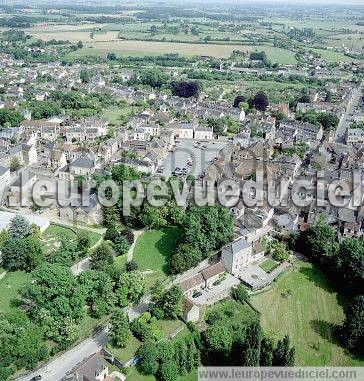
[30,376,42,381]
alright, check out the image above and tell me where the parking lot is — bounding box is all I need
[158,139,228,178]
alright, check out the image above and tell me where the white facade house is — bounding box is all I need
[179,123,194,139]
[194,126,213,140]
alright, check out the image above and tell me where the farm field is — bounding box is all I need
[66,40,298,64]
[312,48,361,63]
[251,260,364,366]
[30,29,119,43]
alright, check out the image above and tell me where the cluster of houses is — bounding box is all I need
[0,52,362,244]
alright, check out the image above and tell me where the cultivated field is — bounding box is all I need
[67,40,298,64]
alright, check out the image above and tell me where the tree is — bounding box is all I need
[90,242,114,271]
[0,109,24,127]
[77,40,83,49]
[250,91,269,112]
[79,270,116,318]
[260,337,274,366]
[338,295,363,354]
[29,100,61,119]
[157,361,179,381]
[337,238,364,290]
[8,215,30,239]
[296,217,337,266]
[105,224,118,242]
[10,156,21,172]
[272,335,295,366]
[317,112,339,131]
[203,324,233,354]
[126,260,138,272]
[109,308,131,348]
[0,229,8,247]
[0,311,48,376]
[80,69,90,83]
[233,95,245,108]
[171,81,200,98]
[111,163,140,184]
[107,52,117,61]
[131,68,170,89]
[137,341,159,375]
[170,243,202,274]
[20,264,85,343]
[114,235,131,256]
[1,235,44,271]
[241,320,261,366]
[150,283,183,319]
[30,223,41,238]
[117,271,145,307]
[121,228,135,245]
[231,285,249,304]
[140,204,168,229]
[171,205,234,274]
[77,231,92,255]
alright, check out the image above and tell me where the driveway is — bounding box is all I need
[187,273,240,306]
[16,328,109,381]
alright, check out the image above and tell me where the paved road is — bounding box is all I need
[16,328,109,381]
[17,294,152,381]
[335,83,363,142]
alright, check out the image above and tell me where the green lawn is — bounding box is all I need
[251,260,364,366]
[0,271,33,314]
[42,224,101,254]
[101,105,143,125]
[155,318,186,338]
[133,227,182,285]
[203,299,258,329]
[259,258,279,273]
[108,336,142,364]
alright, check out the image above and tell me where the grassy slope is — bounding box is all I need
[0,271,33,314]
[251,260,364,366]
[133,227,182,289]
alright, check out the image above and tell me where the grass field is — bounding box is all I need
[42,224,101,254]
[251,260,364,366]
[0,271,32,314]
[202,299,258,329]
[66,40,297,64]
[101,105,142,125]
[312,48,360,63]
[133,227,182,277]
[108,335,142,364]
[259,258,279,273]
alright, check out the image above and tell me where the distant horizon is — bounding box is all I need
[1,0,364,6]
